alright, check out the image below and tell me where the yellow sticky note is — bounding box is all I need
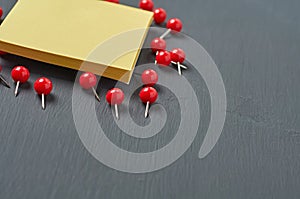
[0,0,153,83]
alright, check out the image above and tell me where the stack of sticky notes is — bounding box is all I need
[0,0,153,83]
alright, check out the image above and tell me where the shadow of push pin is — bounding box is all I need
[79,72,100,102]
[34,77,53,110]
[160,18,183,39]
[170,48,187,75]
[106,88,124,120]
[11,66,30,96]
[139,87,158,118]
[0,65,10,88]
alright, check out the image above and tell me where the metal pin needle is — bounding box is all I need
[115,104,119,120]
[92,87,101,102]
[145,101,150,118]
[0,75,11,88]
[171,61,188,69]
[160,29,171,39]
[14,81,20,97]
[177,62,182,76]
[42,94,45,110]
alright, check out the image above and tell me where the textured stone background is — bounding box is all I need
[0,0,300,198]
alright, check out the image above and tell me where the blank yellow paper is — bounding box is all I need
[0,0,153,83]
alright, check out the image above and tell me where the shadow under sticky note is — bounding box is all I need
[0,0,153,83]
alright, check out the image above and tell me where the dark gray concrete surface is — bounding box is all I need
[0,0,300,198]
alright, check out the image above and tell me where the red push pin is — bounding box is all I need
[155,50,172,67]
[151,37,166,64]
[170,48,188,75]
[11,66,30,97]
[160,18,183,39]
[34,77,53,110]
[139,87,158,118]
[0,51,7,56]
[0,7,3,19]
[153,8,167,24]
[106,88,124,120]
[139,0,154,11]
[79,72,100,102]
[105,0,119,3]
[141,69,158,86]
[0,65,10,88]
[151,38,166,53]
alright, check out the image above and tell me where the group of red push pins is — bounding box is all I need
[0,65,53,110]
[1,9,53,109]
[79,69,158,119]
[107,0,188,75]
[0,0,187,117]
[79,0,187,118]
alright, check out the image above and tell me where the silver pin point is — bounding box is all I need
[160,29,171,39]
[42,93,45,110]
[92,87,101,102]
[154,51,158,65]
[171,61,188,75]
[14,81,20,97]
[177,62,182,76]
[171,61,188,70]
[114,104,119,120]
[145,101,150,118]
[0,75,11,88]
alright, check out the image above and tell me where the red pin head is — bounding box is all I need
[34,77,53,110]
[167,18,183,32]
[155,50,171,67]
[160,18,183,39]
[105,0,119,3]
[139,86,158,118]
[151,38,166,53]
[171,48,187,76]
[106,88,124,119]
[11,66,30,83]
[171,48,186,63]
[0,7,3,19]
[139,0,154,11]
[106,88,124,105]
[34,77,52,95]
[11,66,30,96]
[79,72,100,101]
[0,51,7,56]
[153,8,167,24]
[141,69,158,86]
[79,72,96,89]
